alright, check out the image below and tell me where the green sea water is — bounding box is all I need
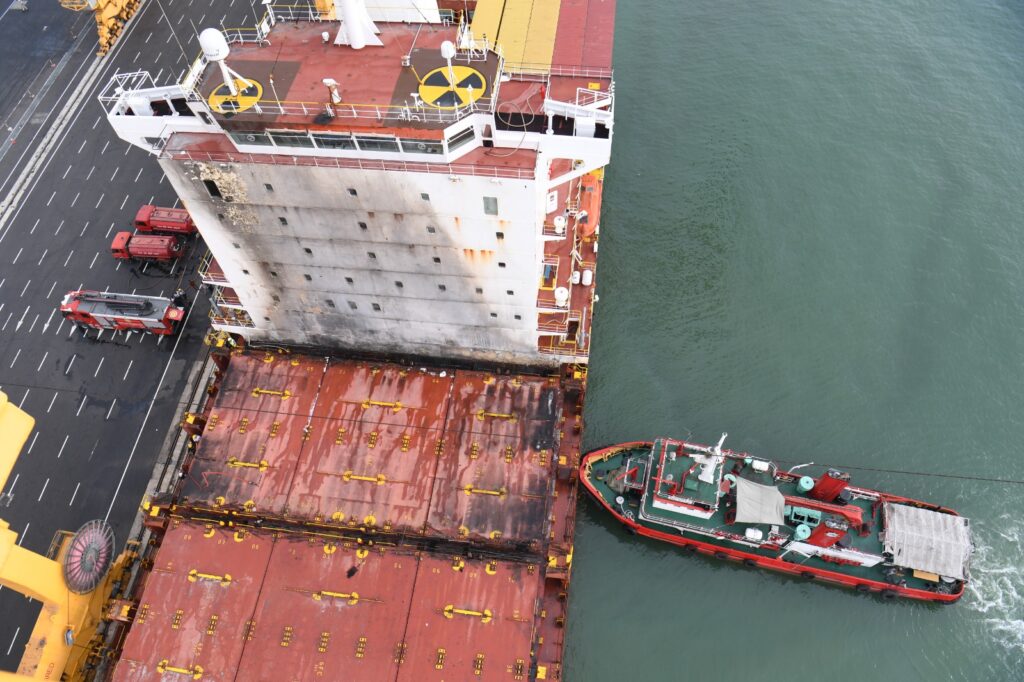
[573,1,1024,679]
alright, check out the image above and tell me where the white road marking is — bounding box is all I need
[65,353,76,375]
[19,279,29,296]
[110,167,119,181]
[16,523,27,545]
[9,348,20,368]
[94,192,105,209]
[77,139,87,153]
[86,165,95,180]
[106,221,116,238]
[57,434,69,459]
[94,357,104,377]
[37,249,47,265]
[76,395,87,416]
[2,312,11,331]
[80,220,89,237]
[106,399,116,420]
[29,218,39,233]
[134,167,143,182]
[120,193,129,210]
[18,388,28,408]
[69,482,81,506]
[123,360,134,381]
[11,246,22,264]
[92,115,101,130]
[62,165,72,179]
[89,251,99,269]
[7,627,20,656]
[37,478,49,502]
[70,191,80,207]
[101,140,110,154]
[47,391,58,413]
[36,351,47,371]
[46,191,55,206]
[54,219,64,235]
[105,288,199,521]
[27,313,38,333]
[26,432,38,454]
[63,250,73,267]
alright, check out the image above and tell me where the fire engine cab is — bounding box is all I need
[59,290,186,335]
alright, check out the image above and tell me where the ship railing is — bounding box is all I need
[537,316,571,333]
[541,222,567,239]
[97,71,159,107]
[503,63,614,81]
[213,287,243,308]
[218,95,497,124]
[163,148,536,180]
[209,307,256,329]
[197,252,230,285]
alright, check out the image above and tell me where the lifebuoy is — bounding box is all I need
[743,559,757,568]
[855,584,871,593]
[881,590,898,600]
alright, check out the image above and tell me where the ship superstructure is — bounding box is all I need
[101,0,614,366]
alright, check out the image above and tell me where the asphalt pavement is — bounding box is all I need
[0,0,266,670]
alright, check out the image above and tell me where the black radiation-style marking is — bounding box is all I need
[418,66,487,110]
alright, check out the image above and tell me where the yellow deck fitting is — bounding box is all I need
[435,647,446,670]
[280,625,293,647]
[485,561,498,575]
[206,615,219,636]
[361,399,403,412]
[313,590,360,605]
[171,609,184,630]
[323,543,337,555]
[474,653,485,675]
[335,427,347,444]
[156,660,203,679]
[330,511,346,522]
[452,557,465,572]
[226,457,269,472]
[401,434,411,451]
[342,471,387,485]
[354,635,366,658]
[250,387,292,400]
[187,569,232,586]
[237,417,249,433]
[269,421,281,438]
[476,409,517,422]
[490,530,503,540]
[442,605,493,623]
[363,514,377,527]
[320,631,333,654]
[463,485,507,498]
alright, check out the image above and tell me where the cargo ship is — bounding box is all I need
[582,437,972,602]
[1,0,617,679]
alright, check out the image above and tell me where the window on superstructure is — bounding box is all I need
[345,277,354,284]
[421,193,430,201]
[400,139,443,155]
[348,301,357,310]
[490,312,498,318]
[433,257,441,264]
[269,131,314,148]
[348,188,358,196]
[496,231,504,240]
[242,269,250,275]
[483,196,498,215]
[203,179,222,199]
[271,294,280,302]
[498,262,506,268]
[312,133,356,150]
[265,183,274,192]
[355,136,400,153]
[514,314,522,320]
[372,303,382,312]
[278,217,288,226]
[507,290,514,296]
[426,226,436,234]
[358,222,367,230]
[233,242,240,249]
[475,287,483,294]
[438,284,446,291]
[368,252,376,260]
[304,274,312,281]
[304,248,312,255]
[269,271,278,278]
[395,281,403,288]
[326,299,335,308]
[228,131,272,146]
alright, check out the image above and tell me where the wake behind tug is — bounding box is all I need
[582,437,972,602]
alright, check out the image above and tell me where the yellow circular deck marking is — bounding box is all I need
[418,65,486,110]
[208,78,263,114]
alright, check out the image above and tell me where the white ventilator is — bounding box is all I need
[333,0,383,48]
[199,28,256,97]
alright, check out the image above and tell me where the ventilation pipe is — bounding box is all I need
[333,0,383,48]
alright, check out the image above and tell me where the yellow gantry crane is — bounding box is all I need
[58,0,142,55]
[0,392,130,680]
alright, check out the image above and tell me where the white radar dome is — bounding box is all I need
[199,28,231,62]
[440,40,456,60]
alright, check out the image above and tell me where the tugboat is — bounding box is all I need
[582,436,972,602]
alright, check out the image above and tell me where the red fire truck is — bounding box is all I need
[110,232,182,261]
[59,290,186,335]
[134,205,196,235]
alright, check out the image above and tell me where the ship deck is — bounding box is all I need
[111,350,585,680]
